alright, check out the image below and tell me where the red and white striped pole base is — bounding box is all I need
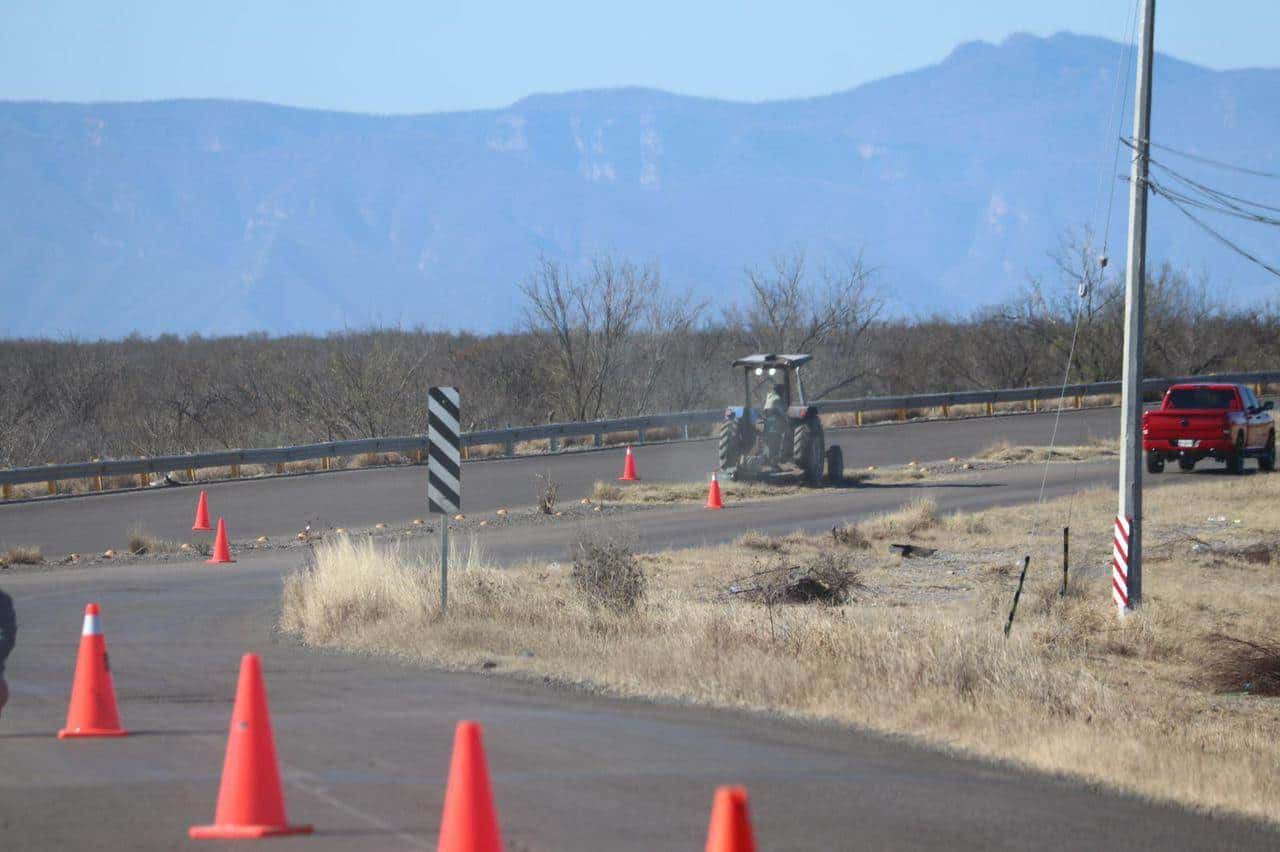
[1112,515,1133,613]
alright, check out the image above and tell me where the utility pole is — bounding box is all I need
[1115,0,1155,613]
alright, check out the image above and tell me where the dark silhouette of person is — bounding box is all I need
[0,589,14,717]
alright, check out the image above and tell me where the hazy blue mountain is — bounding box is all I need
[1,31,1277,338]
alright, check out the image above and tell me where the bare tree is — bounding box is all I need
[521,255,654,421]
[729,250,881,399]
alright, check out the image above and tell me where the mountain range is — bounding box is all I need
[1,31,1277,338]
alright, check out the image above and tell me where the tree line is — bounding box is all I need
[3,240,1277,469]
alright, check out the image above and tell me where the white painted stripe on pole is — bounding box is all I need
[1112,514,1131,611]
[429,465,460,498]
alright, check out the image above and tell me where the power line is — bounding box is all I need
[1149,181,1280,280]
[1117,137,1280,227]
[1096,0,1143,256]
[1146,177,1280,227]
[1151,158,1280,217]
[1147,139,1280,180]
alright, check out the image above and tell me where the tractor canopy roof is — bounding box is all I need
[731,353,813,370]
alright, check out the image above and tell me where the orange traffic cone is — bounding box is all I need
[618,445,640,482]
[705,786,756,852]
[438,721,503,852]
[705,472,724,510]
[189,653,312,839]
[58,603,127,739]
[207,518,234,564]
[192,490,212,532]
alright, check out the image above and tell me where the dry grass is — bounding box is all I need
[977,439,1117,464]
[348,451,412,469]
[283,470,1280,824]
[0,545,43,566]
[856,497,939,539]
[592,478,808,504]
[126,526,183,556]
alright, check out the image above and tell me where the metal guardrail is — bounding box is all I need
[2,370,1277,492]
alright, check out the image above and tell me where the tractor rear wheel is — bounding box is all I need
[718,418,742,472]
[825,445,844,486]
[793,420,826,486]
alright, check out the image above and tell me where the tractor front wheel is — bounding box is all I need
[718,418,742,472]
[794,420,826,486]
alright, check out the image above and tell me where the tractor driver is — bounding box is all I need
[762,383,787,460]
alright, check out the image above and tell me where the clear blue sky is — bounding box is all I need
[1,1,1274,114]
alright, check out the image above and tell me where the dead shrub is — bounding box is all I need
[737,530,783,551]
[535,470,559,514]
[570,530,646,614]
[1,546,43,566]
[731,552,864,605]
[1204,633,1280,695]
[591,481,624,502]
[127,526,181,556]
[830,523,869,549]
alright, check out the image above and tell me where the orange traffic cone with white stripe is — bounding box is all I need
[705,472,724,510]
[189,653,312,839]
[58,603,127,739]
[207,518,234,564]
[192,490,212,532]
[438,721,503,852]
[618,445,640,481]
[705,786,756,852]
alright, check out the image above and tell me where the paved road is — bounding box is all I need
[1,408,1122,558]
[5,406,1273,849]
[2,470,1275,850]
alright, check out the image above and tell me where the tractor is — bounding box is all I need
[717,354,843,485]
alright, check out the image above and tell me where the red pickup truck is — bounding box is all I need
[1143,383,1275,474]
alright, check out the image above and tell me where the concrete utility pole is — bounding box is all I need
[1117,0,1156,612]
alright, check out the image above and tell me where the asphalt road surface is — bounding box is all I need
[4,406,1275,849]
[3,503,1275,850]
[1,407,1124,558]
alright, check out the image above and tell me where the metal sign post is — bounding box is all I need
[427,387,461,614]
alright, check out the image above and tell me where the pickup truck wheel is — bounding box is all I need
[1177,457,1196,472]
[1146,451,1164,474]
[1260,432,1276,472]
[1228,435,1246,475]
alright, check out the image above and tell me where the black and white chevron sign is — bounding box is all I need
[427,386,461,514]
